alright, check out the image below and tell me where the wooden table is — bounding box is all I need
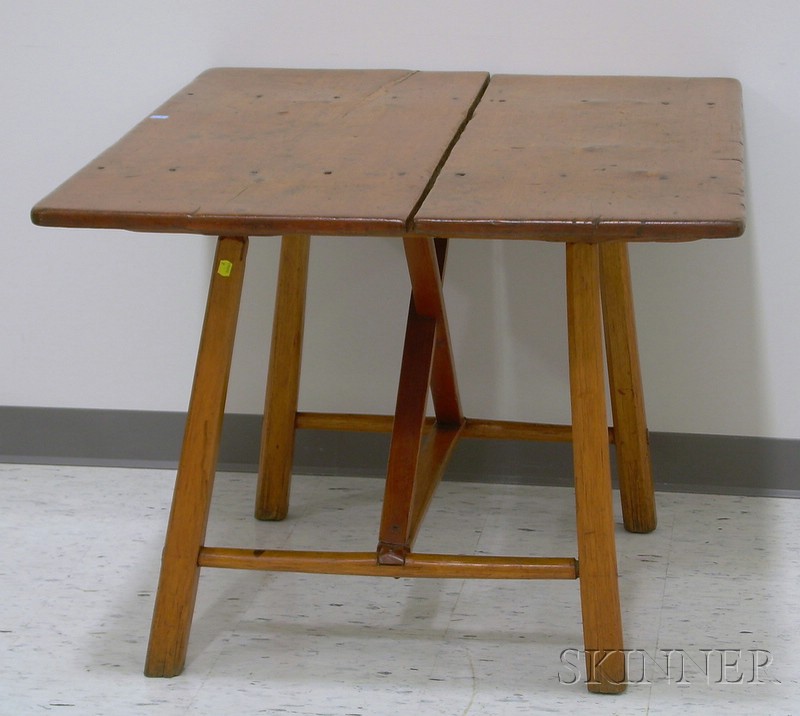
[31,69,745,693]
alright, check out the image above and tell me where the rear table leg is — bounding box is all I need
[599,241,657,533]
[255,234,311,521]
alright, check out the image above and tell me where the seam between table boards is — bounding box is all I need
[405,74,490,236]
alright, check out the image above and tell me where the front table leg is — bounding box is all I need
[145,235,248,677]
[566,242,626,693]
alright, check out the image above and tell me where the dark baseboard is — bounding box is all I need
[1,406,797,497]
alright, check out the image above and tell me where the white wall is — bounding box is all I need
[3,1,798,439]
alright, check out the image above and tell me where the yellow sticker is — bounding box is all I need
[217,260,233,277]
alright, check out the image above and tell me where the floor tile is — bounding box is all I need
[1,464,798,714]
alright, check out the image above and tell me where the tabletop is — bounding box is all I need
[31,68,488,237]
[413,75,745,241]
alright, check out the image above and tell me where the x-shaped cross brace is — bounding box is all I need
[377,236,465,564]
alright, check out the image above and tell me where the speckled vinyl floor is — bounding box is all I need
[1,464,798,715]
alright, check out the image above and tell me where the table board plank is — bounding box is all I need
[414,75,745,241]
[32,68,488,237]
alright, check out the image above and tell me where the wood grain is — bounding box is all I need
[415,75,745,241]
[145,236,247,677]
[406,424,464,548]
[32,68,488,237]
[199,548,577,580]
[378,235,465,563]
[403,236,463,425]
[255,234,310,521]
[377,302,437,562]
[566,243,626,693]
[600,242,657,533]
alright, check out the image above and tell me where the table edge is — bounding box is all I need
[30,207,411,238]
[410,217,746,241]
